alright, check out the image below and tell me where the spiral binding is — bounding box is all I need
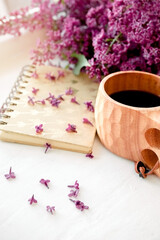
[0,65,36,125]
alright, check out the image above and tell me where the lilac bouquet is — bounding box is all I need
[0,0,160,81]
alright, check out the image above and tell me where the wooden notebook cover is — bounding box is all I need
[0,65,98,153]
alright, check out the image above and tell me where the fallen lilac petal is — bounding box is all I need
[65,87,73,95]
[32,71,39,79]
[57,70,65,79]
[4,167,16,179]
[66,124,77,133]
[71,97,80,105]
[68,180,79,189]
[57,94,64,101]
[86,152,94,159]
[46,205,55,214]
[32,87,39,95]
[84,101,94,112]
[28,96,35,105]
[50,98,61,107]
[40,178,50,188]
[68,189,79,198]
[45,73,55,81]
[35,124,43,133]
[46,93,55,101]
[45,143,51,153]
[35,99,46,105]
[28,194,37,205]
[83,118,93,126]
[69,199,89,211]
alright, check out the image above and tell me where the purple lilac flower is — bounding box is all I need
[32,87,39,95]
[45,73,56,81]
[46,93,55,101]
[28,195,37,205]
[66,124,77,133]
[57,70,65,79]
[71,97,80,105]
[35,124,43,134]
[32,71,39,79]
[68,180,79,189]
[83,118,93,126]
[35,99,46,105]
[4,167,16,179]
[46,205,55,214]
[44,143,51,153]
[28,96,35,105]
[70,199,89,211]
[65,87,73,95]
[50,97,61,108]
[86,152,94,159]
[40,179,50,189]
[68,189,79,198]
[84,101,94,112]
[57,94,64,101]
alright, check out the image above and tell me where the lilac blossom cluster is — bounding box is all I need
[0,0,160,80]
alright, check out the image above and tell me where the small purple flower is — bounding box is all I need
[68,180,79,189]
[70,199,89,211]
[50,98,61,108]
[71,97,80,105]
[32,87,39,95]
[86,152,94,159]
[35,99,46,105]
[45,143,51,153]
[28,194,37,205]
[57,70,65,79]
[57,94,64,101]
[83,118,93,126]
[4,167,16,179]
[32,71,39,79]
[40,178,50,189]
[46,205,55,214]
[46,93,55,101]
[68,189,79,198]
[84,101,94,112]
[35,124,43,134]
[45,73,56,81]
[28,96,35,105]
[65,87,73,95]
[66,124,77,133]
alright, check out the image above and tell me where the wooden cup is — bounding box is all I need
[95,71,160,177]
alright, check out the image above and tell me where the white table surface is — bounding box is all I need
[0,30,160,240]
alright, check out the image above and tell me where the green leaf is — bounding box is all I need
[71,53,90,75]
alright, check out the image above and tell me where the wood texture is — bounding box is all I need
[95,71,160,177]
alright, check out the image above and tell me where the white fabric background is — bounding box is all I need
[0,14,160,240]
[0,0,31,17]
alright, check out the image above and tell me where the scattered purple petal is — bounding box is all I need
[35,99,46,105]
[45,73,56,81]
[28,194,37,205]
[32,71,39,79]
[4,167,16,179]
[50,97,61,108]
[65,87,73,95]
[45,143,51,153]
[32,87,39,95]
[35,124,43,134]
[66,124,77,133]
[40,178,50,189]
[84,101,94,112]
[68,189,79,198]
[28,96,35,105]
[68,180,79,189]
[83,118,93,126]
[86,152,94,159]
[71,97,80,105]
[57,94,64,101]
[46,93,55,101]
[57,70,65,79]
[46,205,55,214]
[70,199,89,211]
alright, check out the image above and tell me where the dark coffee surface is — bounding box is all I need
[110,90,160,108]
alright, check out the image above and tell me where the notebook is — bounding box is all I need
[0,65,98,153]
